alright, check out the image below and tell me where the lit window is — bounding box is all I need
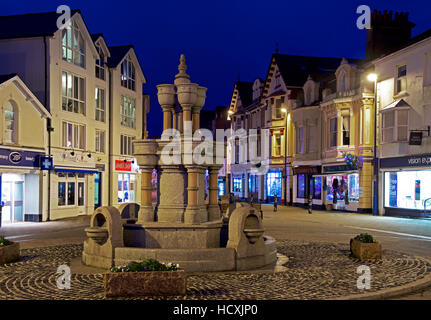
[396,65,407,94]
[329,118,337,148]
[95,88,105,122]
[120,96,136,128]
[95,44,105,80]
[118,173,136,203]
[121,55,136,91]
[273,134,281,156]
[342,115,350,146]
[62,20,85,68]
[62,71,85,115]
[233,177,242,192]
[62,121,85,149]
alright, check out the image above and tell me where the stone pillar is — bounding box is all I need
[138,166,155,222]
[156,165,187,223]
[182,105,192,132]
[208,165,222,221]
[178,112,183,133]
[185,165,200,224]
[173,111,178,130]
[162,106,173,131]
[192,107,201,132]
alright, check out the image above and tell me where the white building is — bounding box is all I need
[0,10,148,221]
[373,29,431,217]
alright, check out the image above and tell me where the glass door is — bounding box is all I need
[1,182,12,223]
[94,173,101,209]
[13,181,23,222]
[1,179,24,223]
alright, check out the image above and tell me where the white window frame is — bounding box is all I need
[120,134,134,155]
[381,109,409,143]
[62,20,85,68]
[62,71,86,115]
[95,130,105,153]
[329,117,337,148]
[121,55,136,91]
[62,121,86,150]
[95,44,105,80]
[95,88,105,122]
[395,65,407,95]
[57,173,86,207]
[120,95,136,128]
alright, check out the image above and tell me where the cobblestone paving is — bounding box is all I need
[0,240,430,300]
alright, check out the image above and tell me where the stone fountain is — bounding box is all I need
[82,55,277,272]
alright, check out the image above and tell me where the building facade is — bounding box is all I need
[0,10,148,221]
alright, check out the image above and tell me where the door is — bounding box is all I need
[1,179,24,223]
[77,173,86,215]
[1,182,12,223]
[94,173,102,209]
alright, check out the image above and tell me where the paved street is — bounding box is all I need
[2,205,431,299]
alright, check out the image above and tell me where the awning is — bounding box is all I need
[54,166,100,174]
[380,99,411,113]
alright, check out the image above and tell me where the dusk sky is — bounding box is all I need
[1,0,430,137]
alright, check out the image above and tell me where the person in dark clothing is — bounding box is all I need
[273,194,278,212]
[308,195,313,214]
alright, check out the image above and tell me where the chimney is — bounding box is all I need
[366,9,416,61]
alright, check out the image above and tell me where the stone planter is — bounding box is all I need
[0,242,20,265]
[104,270,186,298]
[350,239,382,260]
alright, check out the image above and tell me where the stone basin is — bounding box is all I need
[243,228,265,244]
[85,227,108,245]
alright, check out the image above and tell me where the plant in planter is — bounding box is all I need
[0,235,20,265]
[105,259,186,298]
[350,233,382,260]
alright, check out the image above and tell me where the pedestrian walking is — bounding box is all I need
[308,194,313,214]
[273,194,278,212]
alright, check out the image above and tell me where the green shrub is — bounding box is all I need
[353,233,376,243]
[111,258,180,272]
[0,236,12,246]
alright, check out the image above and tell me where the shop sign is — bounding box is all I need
[115,160,132,172]
[293,166,321,175]
[380,154,431,168]
[409,132,423,145]
[0,148,44,168]
[322,165,353,173]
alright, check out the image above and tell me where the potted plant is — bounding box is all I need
[104,259,186,298]
[0,235,20,265]
[350,233,382,260]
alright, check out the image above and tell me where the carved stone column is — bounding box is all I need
[139,166,154,222]
[208,165,222,221]
[184,165,201,224]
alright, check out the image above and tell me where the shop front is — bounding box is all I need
[292,166,323,209]
[322,164,360,212]
[381,154,431,217]
[0,148,45,224]
[266,169,282,203]
[113,158,141,206]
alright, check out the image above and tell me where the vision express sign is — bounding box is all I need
[380,154,431,168]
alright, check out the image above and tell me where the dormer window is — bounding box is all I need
[121,55,136,91]
[62,20,85,68]
[95,44,105,80]
[274,72,281,88]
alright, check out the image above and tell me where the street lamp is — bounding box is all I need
[282,108,288,205]
[368,73,378,216]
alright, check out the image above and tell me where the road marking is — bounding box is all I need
[345,226,431,241]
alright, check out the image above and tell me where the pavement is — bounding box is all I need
[1,205,431,299]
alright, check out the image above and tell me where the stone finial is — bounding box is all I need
[175,54,191,85]
[341,58,348,65]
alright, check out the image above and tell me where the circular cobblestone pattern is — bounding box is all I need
[0,240,430,300]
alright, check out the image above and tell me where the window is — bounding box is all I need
[233,177,242,192]
[95,130,105,153]
[121,55,136,91]
[58,173,85,207]
[4,100,16,143]
[382,109,409,143]
[342,115,350,146]
[62,20,85,68]
[95,44,105,80]
[95,88,105,122]
[118,173,136,203]
[266,171,282,198]
[275,100,282,119]
[396,65,407,94]
[329,118,337,148]
[62,122,85,149]
[297,174,306,198]
[273,134,281,156]
[296,127,304,154]
[306,125,316,153]
[121,96,136,128]
[274,72,281,88]
[62,72,85,114]
[338,70,346,92]
[120,135,134,155]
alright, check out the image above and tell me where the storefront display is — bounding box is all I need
[118,173,136,203]
[233,177,242,193]
[266,171,282,198]
[326,174,359,203]
[384,170,431,210]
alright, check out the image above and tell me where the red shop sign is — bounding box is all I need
[115,160,132,172]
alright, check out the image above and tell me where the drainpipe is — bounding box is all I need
[108,69,112,205]
[44,36,51,222]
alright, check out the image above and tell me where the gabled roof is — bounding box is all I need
[236,81,253,108]
[0,9,81,40]
[107,45,134,67]
[380,99,411,113]
[0,74,51,118]
[91,33,111,58]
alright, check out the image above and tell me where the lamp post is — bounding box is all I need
[282,107,288,205]
[367,73,378,216]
